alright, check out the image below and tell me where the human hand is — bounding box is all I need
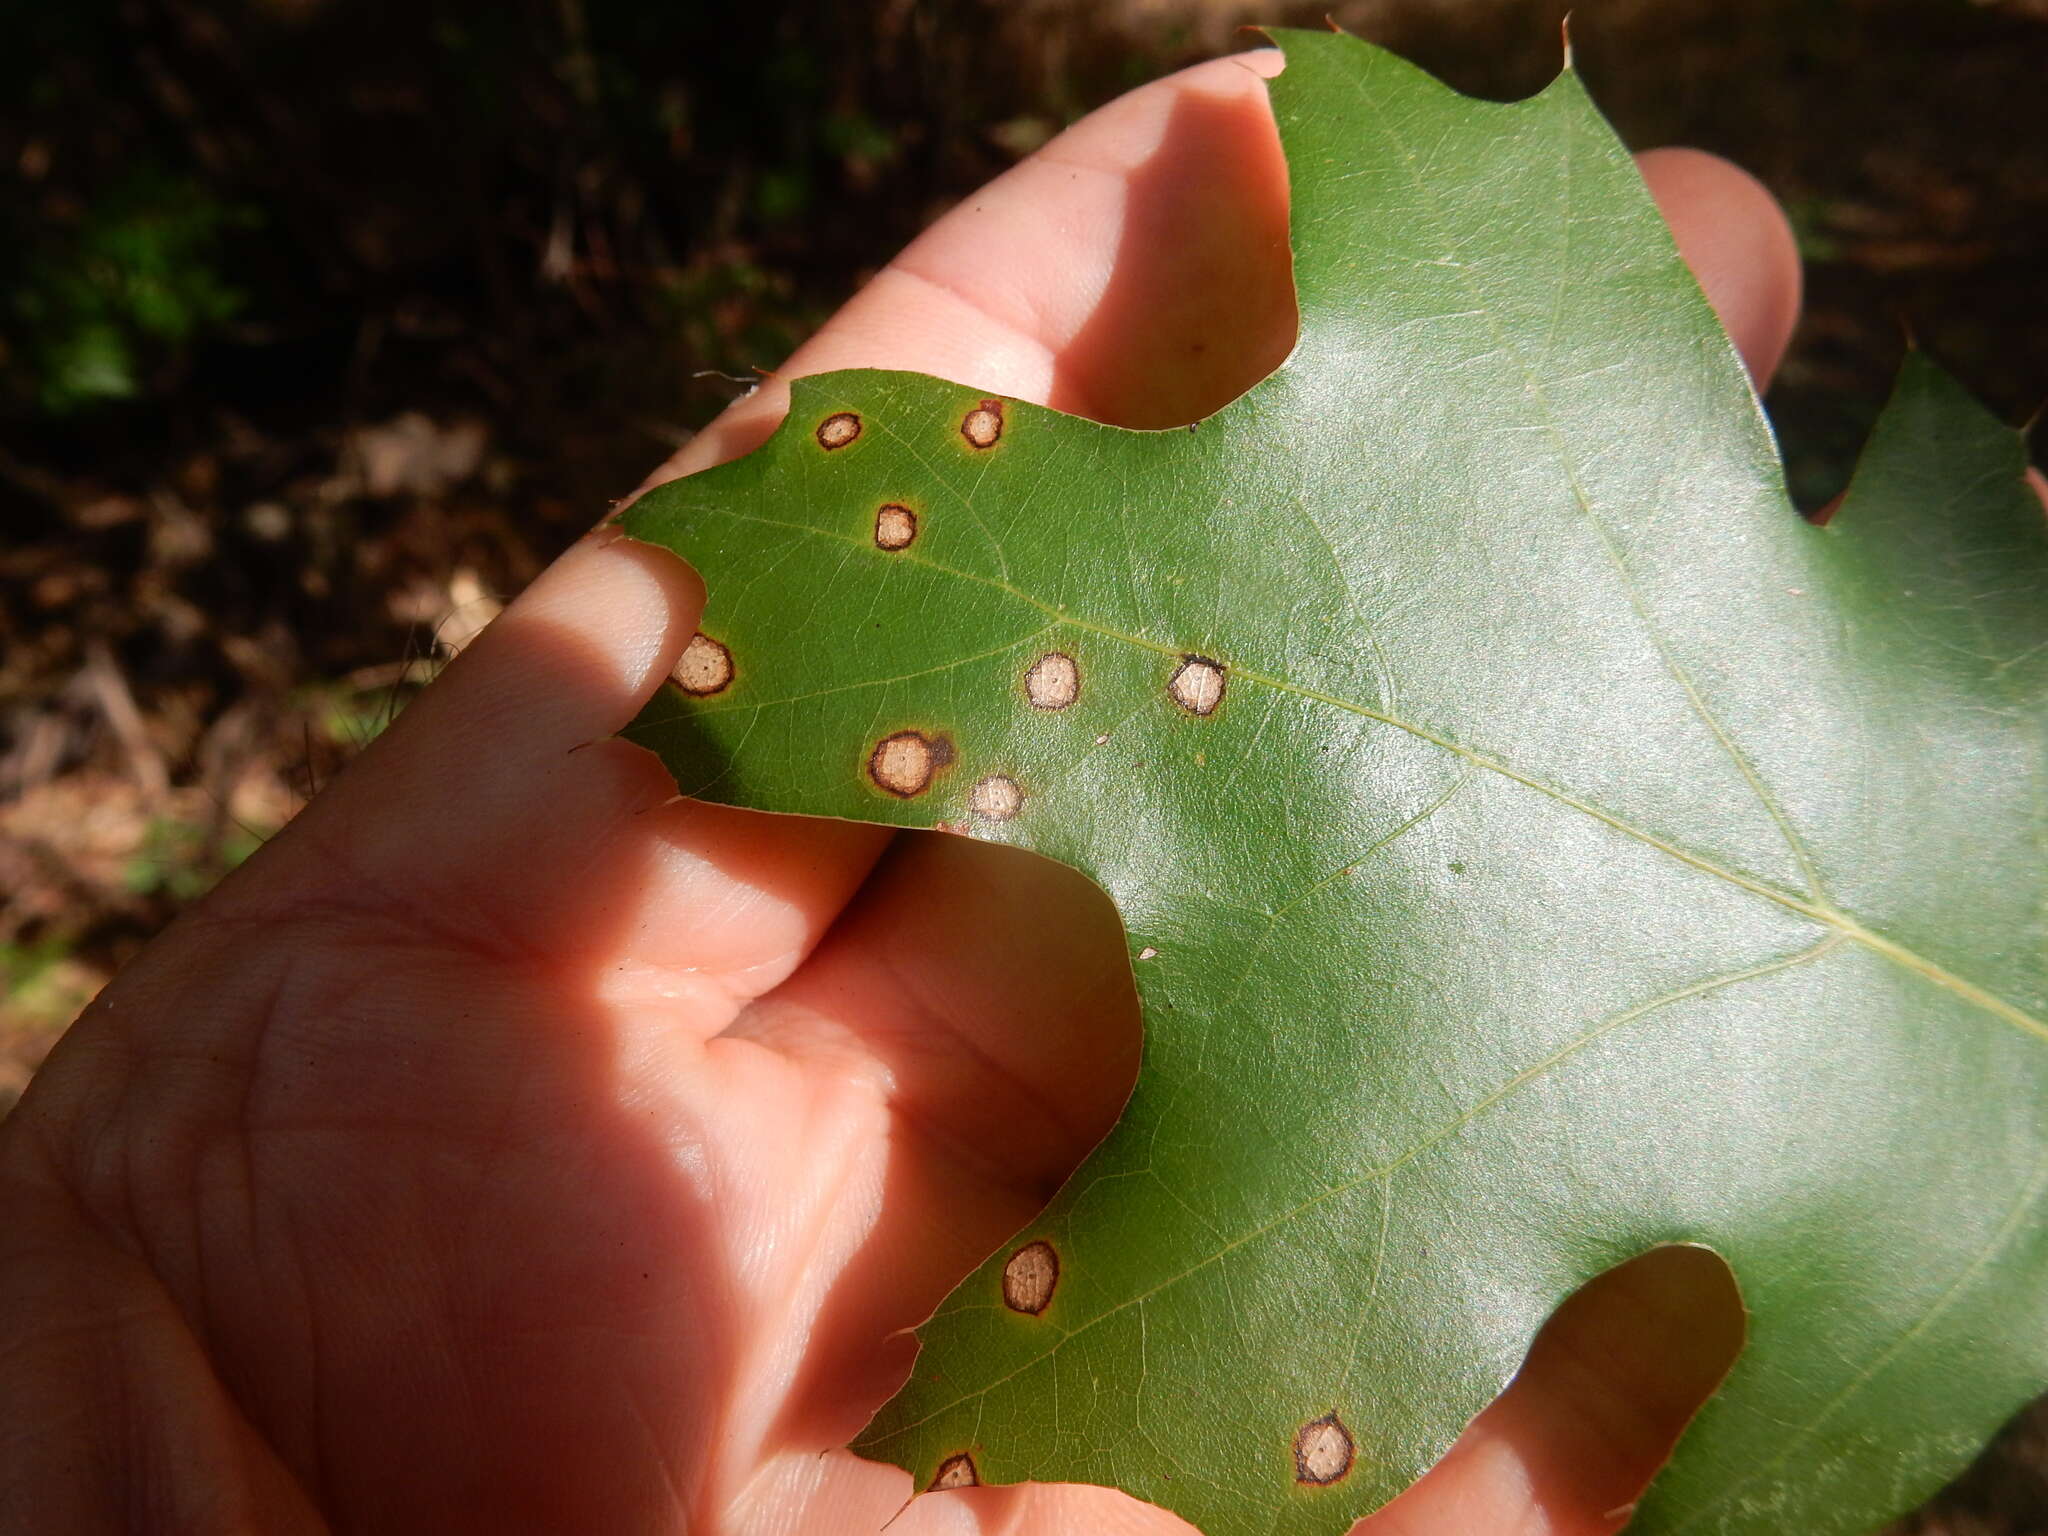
[0,50,1799,1536]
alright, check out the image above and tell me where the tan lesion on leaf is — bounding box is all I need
[875,502,918,550]
[816,411,862,450]
[1168,655,1226,716]
[929,1453,980,1490]
[671,633,734,696]
[868,730,955,798]
[1024,651,1080,710]
[1293,1412,1354,1485]
[1001,1240,1058,1313]
[961,399,1004,449]
[970,774,1024,823]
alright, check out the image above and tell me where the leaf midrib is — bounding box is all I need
[662,500,2048,1047]
[1318,55,2042,1040]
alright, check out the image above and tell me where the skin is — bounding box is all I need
[0,50,1802,1536]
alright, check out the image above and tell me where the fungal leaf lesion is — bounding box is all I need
[671,633,734,696]
[1168,655,1226,716]
[1001,1240,1059,1313]
[816,410,862,450]
[970,774,1024,823]
[1293,1414,1355,1487]
[1024,651,1081,711]
[875,502,918,550]
[868,729,954,798]
[961,399,1004,449]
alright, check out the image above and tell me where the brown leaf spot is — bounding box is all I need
[929,1453,980,1491]
[969,774,1024,823]
[1168,655,1226,716]
[868,730,952,798]
[961,400,1004,449]
[671,633,734,696]
[816,411,862,450]
[1023,651,1080,711]
[875,503,918,550]
[1002,1239,1059,1314]
[1293,1413,1354,1486]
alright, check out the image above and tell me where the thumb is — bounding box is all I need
[262,528,704,925]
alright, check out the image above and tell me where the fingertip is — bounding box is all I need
[636,44,1297,494]
[337,527,706,810]
[1637,147,1802,390]
[1355,1246,1743,1536]
[473,529,707,748]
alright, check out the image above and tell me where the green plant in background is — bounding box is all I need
[624,30,2048,1536]
[306,678,416,755]
[0,938,81,1021]
[5,167,251,412]
[121,815,264,904]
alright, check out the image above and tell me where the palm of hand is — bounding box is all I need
[19,641,1145,1533]
[1,52,1798,1536]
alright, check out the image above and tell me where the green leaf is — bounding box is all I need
[621,29,2048,1536]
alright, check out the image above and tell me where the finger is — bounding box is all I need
[725,1445,1200,1536]
[742,1252,1743,1536]
[651,82,1800,493]
[730,836,1140,1444]
[1353,1246,1744,1536]
[1637,147,1803,388]
[237,530,885,1009]
[308,51,1303,995]
[640,50,1293,486]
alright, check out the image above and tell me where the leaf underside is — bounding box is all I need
[623,29,2048,1536]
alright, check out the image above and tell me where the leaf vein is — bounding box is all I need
[864,935,1847,1444]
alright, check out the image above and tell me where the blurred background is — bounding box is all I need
[3,1,2045,1526]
